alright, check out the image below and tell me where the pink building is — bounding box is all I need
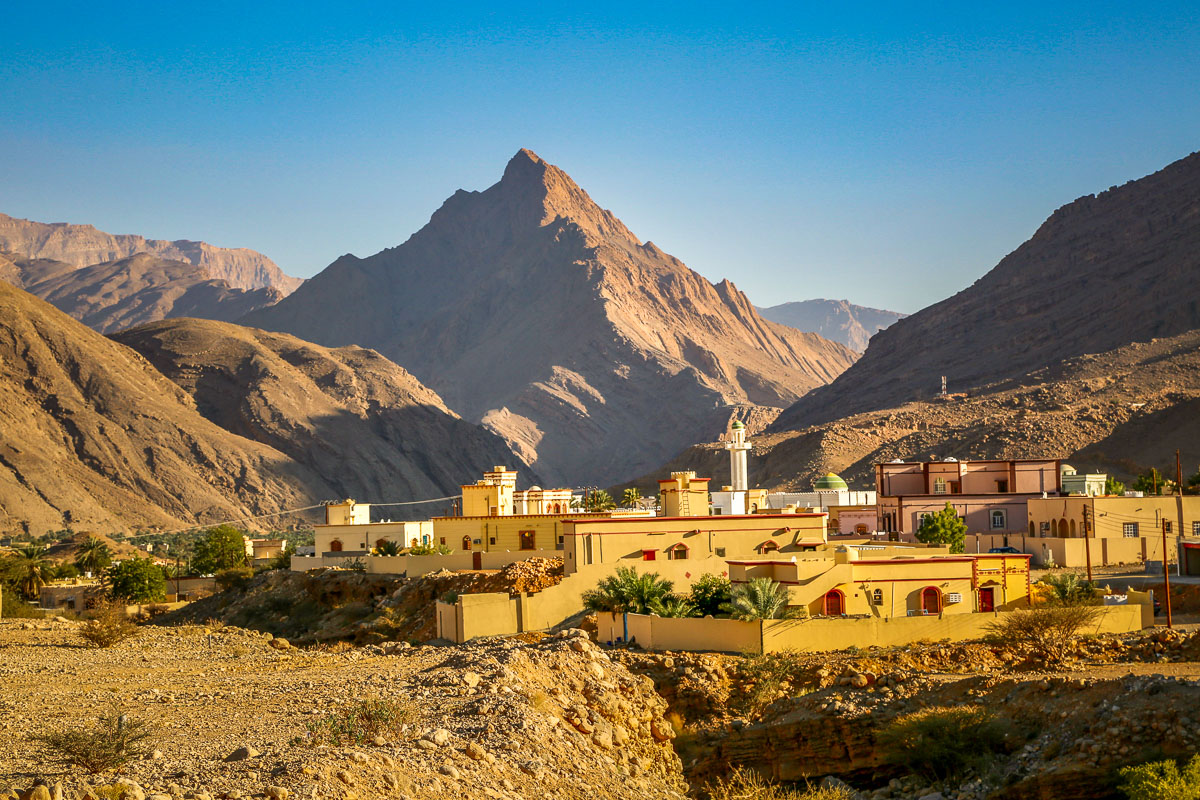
[876,459,1062,539]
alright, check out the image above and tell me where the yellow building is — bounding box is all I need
[562,511,828,575]
[659,471,711,517]
[1025,495,1199,566]
[728,546,1030,618]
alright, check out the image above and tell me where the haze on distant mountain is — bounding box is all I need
[244,149,856,485]
[0,281,531,534]
[773,149,1200,432]
[0,211,302,294]
[756,299,905,352]
[1,251,283,333]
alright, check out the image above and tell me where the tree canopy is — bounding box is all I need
[191,525,248,575]
[107,558,167,603]
[721,577,795,620]
[915,503,967,553]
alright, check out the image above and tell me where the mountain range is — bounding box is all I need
[638,149,1200,493]
[756,299,905,352]
[244,149,856,485]
[0,281,530,535]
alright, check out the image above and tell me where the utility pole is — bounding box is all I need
[1082,504,1093,582]
[1162,518,1174,629]
[1177,450,1184,496]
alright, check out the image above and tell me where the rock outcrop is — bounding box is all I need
[244,149,855,484]
[0,211,302,294]
[757,299,905,352]
[774,149,1200,431]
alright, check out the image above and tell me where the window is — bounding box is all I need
[1163,521,1173,534]
[462,536,472,551]
[995,480,1008,493]
[519,530,536,550]
[760,540,779,554]
[642,549,657,561]
[489,537,496,545]
[1194,521,1200,537]
[933,478,947,495]
[1122,522,1138,538]
[667,543,688,560]
[871,588,883,605]
[991,510,1007,530]
[375,539,388,550]
[714,547,726,557]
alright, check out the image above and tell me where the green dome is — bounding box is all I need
[730,420,745,430]
[814,473,848,491]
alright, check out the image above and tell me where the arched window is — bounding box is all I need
[519,530,536,550]
[871,588,883,605]
[1069,519,1077,537]
[1058,518,1069,537]
[461,536,472,551]
[760,540,779,554]
[329,539,343,552]
[824,589,844,616]
[1028,521,1035,537]
[921,587,941,614]
[933,478,947,494]
[554,503,561,514]
[666,543,689,560]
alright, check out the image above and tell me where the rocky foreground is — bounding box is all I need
[0,620,685,800]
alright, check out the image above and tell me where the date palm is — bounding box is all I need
[721,577,795,621]
[75,536,113,574]
[16,545,49,599]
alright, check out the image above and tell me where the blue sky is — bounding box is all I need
[2,2,1198,313]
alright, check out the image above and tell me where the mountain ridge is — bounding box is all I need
[244,149,856,484]
[756,299,905,352]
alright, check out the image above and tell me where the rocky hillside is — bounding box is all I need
[113,317,534,507]
[639,328,1200,493]
[3,251,282,333]
[245,149,855,484]
[757,298,905,352]
[775,149,1200,430]
[0,212,302,293]
[0,282,530,535]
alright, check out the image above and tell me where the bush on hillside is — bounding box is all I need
[1119,755,1200,800]
[35,710,154,773]
[305,699,414,746]
[215,566,255,591]
[876,705,1013,781]
[704,768,854,800]
[986,604,1102,663]
[79,601,140,648]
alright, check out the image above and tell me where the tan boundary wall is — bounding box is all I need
[592,603,1151,654]
[290,550,560,577]
[965,534,1162,568]
[437,557,728,643]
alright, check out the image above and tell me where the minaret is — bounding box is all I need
[725,420,750,493]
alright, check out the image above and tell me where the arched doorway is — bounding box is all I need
[519,530,536,550]
[554,503,561,513]
[1058,518,1069,537]
[461,536,472,551]
[1070,520,1077,537]
[824,589,844,616]
[921,587,941,614]
[329,539,343,552]
[1029,521,1035,537]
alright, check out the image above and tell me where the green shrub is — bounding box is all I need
[734,649,811,714]
[689,574,732,616]
[408,543,452,555]
[106,558,166,602]
[1119,755,1200,800]
[985,604,1102,663]
[78,601,140,648]
[34,710,154,773]
[876,705,1012,781]
[0,593,46,619]
[305,699,414,746]
[215,566,255,591]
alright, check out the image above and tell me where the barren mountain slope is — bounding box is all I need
[5,251,282,333]
[630,330,1200,494]
[757,299,905,352]
[244,149,855,484]
[774,149,1200,430]
[0,211,302,293]
[113,318,535,508]
[0,281,316,534]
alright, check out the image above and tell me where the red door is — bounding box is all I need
[979,587,995,612]
[472,551,482,570]
[824,590,843,616]
[922,587,941,614]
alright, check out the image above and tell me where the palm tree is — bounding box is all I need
[648,595,697,618]
[16,545,49,599]
[583,566,674,614]
[375,540,401,556]
[721,577,794,621]
[621,488,642,508]
[1041,572,1096,606]
[75,536,113,574]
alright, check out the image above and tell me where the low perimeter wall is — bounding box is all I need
[291,550,558,577]
[966,534,1175,568]
[593,601,1153,655]
[437,557,731,643]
